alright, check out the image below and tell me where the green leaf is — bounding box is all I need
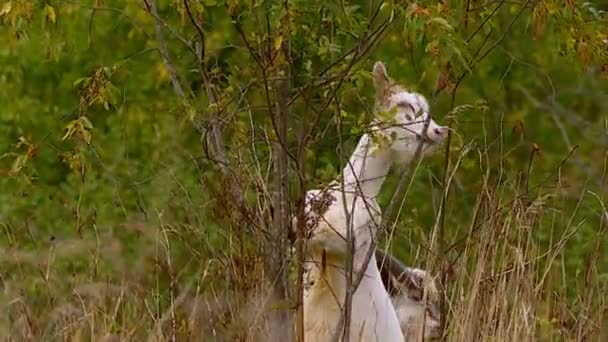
[73,77,91,89]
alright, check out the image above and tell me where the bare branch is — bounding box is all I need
[268,24,292,342]
[143,0,187,101]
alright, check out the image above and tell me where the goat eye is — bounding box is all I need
[397,102,415,112]
[409,289,423,301]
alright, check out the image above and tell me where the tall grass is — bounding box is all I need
[441,171,607,341]
[2,132,606,342]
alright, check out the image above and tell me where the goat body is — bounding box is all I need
[302,188,403,342]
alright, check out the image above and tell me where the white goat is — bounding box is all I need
[299,62,448,341]
[376,249,442,340]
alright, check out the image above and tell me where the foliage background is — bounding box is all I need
[0,0,607,341]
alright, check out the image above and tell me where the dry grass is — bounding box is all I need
[441,185,607,341]
[1,144,607,342]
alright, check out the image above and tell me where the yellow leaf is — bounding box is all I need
[82,130,91,144]
[62,120,78,141]
[546,1,558,15]
[11,155,27,174]
[0,1,11,17]
[185,103,196,121]
[44,4,56,24]
[156,62,169,83]
[274,35,283,52]
[79,116,93,130]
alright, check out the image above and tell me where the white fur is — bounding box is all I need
[389,92,430,115]
[388,268,441,340]
[377,91,447,164]
[300,62,447,342]
[395,295,441,341]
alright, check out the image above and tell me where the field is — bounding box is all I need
[1,1,607,341]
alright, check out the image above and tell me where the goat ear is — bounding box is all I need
[402,270,426,301]
[401,269,425,291]
[373,62,389,89]
[372,62,390,107]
